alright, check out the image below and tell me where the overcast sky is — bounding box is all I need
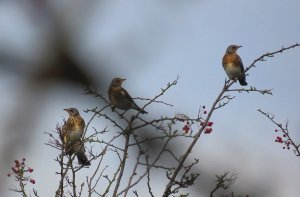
[1,0,300,196]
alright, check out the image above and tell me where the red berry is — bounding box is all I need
[202,106,206,109]
[203,111,207,114]
[207,122,213,127]
[287,147,290,150]
[30,179,35,184]
[22,158,26,161]
[276,136,283,143]
[28,168,33,173]
[283,134,287,137]
[205,128,212,133]
[7,173,11,177]
[204,127,212,134]
[283,147,286,149]
[275,129,278,132]
[182,125,190,133]
[200,122,204,126]
[186,121,190,125]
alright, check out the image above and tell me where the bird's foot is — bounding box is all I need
[232,78,238,83]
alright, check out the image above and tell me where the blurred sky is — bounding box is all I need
[0,0,300,196]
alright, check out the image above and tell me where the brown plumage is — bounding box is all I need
[61,108,90,166]
[108,78,148,114]
[222,45,247,86]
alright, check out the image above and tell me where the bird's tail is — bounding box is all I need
[238,76,248,86]
[74,142,91,166]
[133,103,148,114]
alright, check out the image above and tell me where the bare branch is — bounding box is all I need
[210,172,237,197]
[112,133,131,196]
[227,86,273,95]
[132,97,173,107]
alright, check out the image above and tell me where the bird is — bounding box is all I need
[60,108,91,166]
[108,78,148,114]
[222,45,248,86]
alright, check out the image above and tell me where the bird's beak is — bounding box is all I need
[121,78,126,82]
[63,108,69,112]
[237,45,242,48]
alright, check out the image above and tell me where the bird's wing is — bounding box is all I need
[60,123,67,143]
[121,87,146,112]
[236,55,245,73]
[61,121,71,144]
[120,87,135,103]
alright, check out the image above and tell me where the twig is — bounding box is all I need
[227,87,272,95]
[258,109,300,156]
[210,172,237,197]
[162,43,300,196]
[123,153,142,197]
[112,133,131,196]
[132,97,173,107]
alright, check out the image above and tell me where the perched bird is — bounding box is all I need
[108,78,148,114]
[60,108,91,166]
[222,45,248,86]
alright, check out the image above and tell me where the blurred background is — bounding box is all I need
[0,0,300,196]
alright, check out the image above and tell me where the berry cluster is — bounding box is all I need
[182,122,191,134]
[181,105,213,135]
[274,129,291,150]
[200,121,214,134]
[7,158,36,184]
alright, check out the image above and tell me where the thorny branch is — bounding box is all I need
[227,86,273,95]
[112,133,130,196]
[258,109,300,156]
[38,44,299,197]
[162,43,300,196]
[210,172,237,197]
[132,97,173,107]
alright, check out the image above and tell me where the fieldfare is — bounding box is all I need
[108,78,148,114]
[222,45,248,86]
[60,108,91,166]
